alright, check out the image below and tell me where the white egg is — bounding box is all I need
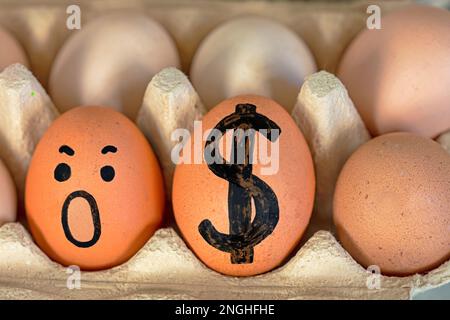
[190,16,316,111]
[49,12,180,119]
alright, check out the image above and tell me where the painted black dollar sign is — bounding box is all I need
[198,103,281,264]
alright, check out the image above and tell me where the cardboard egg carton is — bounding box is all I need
[0,0,448,299]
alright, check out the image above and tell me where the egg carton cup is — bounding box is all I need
[0,0,449,300]
[0,64,448,300]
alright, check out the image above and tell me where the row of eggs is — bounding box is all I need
[1,5,449,139]
[0,5,447,277]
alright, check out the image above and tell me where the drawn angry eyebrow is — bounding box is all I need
[101,145,118,154]
[59,145,75,156]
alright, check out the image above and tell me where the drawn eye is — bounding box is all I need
[54,163,71,182]
[100,165,115,182]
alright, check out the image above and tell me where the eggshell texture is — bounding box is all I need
[49,12,180,119]
[173,95,315,276]
[338,5,450,138]
[190,16,317,112]
[25,106,165,270]
[0,26,28,71]
[0,159,17,226]
[333,132,450,276]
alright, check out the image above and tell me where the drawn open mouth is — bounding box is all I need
[61,190,101,248]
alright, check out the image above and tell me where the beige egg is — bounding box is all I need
[0,158,17,227]
[338,5,450,138]
[334,132,450,276]
[190,16,317,111]
[49,12,180,119]
[0,25,28,71]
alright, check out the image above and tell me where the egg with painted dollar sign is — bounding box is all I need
[172,95,315,276]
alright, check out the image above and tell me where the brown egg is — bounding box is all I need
[25,106,165,270]
[0,25,28,71]
[173,95,315,276]
[338,5,450,138]
[333,132,450,276]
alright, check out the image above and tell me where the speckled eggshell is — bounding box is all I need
[338,5,450,138]
[333,132,450,276]
[0,25,28,71]
[0,158,17,226]
[173,95,315,276]
[25,106,165,270]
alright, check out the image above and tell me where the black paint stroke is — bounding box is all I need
[100,165,115,182]
[198,104,281,264]
[59,145,75,156]
[101,145,118,154]
[54,163,71,182]
[61,190,101,248]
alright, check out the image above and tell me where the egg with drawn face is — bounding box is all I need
[25,106,165,270]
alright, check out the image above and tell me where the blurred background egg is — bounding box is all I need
[333,132,450,276]
[190,16,317,112]
[173,95,315,276]
[26,106,165,270]
[338,5,450,138]
[49,12,180,119]
[0,158,17,227]
[0,25,28,71]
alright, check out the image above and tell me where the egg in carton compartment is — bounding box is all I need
[0,0,448,299]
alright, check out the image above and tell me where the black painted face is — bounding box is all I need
[55,144,118,248]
